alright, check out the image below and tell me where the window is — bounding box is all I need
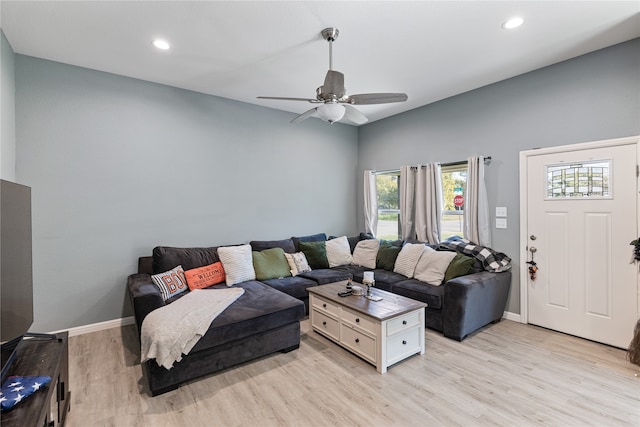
[375,172,400,240]
[372,162,469,241]
[546,160,611,199]
[441,163,468,240]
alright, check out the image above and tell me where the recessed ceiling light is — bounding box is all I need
[502,17,524,30]
[152,39,170,50]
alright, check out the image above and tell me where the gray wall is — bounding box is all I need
[11,37,640,331]
[15,56,358,332]
[357,38,640,315]
[1,30,16,180]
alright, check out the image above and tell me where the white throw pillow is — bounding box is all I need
[413,246,457,285]
[284,252,312,276]
[393,243,427,278]
[217,244,256,286]
[352,239,379,269]
[325,236,353,267]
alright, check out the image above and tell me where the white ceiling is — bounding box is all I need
[2,1,639,125]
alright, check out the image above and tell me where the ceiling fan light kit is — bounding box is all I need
[316,102,345,123]
[257,27,408,125]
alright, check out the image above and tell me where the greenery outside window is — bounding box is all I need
[376,172,400,240]
[441,163,468,240]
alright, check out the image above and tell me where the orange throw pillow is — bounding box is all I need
[184,262,226,290]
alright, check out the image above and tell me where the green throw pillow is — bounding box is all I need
[376,240,402,271]
[444,252,475,282]
[252,247,291,280]
[298,241,329,269]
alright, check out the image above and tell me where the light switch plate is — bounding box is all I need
[496,218,507,229]
[496,206,507,217]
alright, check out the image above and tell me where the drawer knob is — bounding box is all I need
[323,303,327,308]
[322,321,327,326]
[402,320,407,325]
[355,318,360,323]
[355,338,360,343]
[402,340,407,345]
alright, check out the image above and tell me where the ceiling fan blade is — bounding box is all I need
[290,107,318,124]
[323,70,345,97]
[257,96,318,102]
[348,93,408,105]
[342,104,368,125]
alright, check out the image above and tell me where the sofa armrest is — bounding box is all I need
[442,271,511,341]
[127,273,165,337]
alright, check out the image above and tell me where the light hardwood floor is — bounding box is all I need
[66,319,639,426]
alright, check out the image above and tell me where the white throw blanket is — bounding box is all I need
[141,287,244,370]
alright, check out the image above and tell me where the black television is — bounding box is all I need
[0,179,34,381]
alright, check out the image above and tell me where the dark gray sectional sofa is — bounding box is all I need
[127,232,511,396]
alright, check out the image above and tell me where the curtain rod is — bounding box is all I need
[373,156,491,174]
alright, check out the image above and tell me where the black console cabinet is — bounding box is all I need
[1,332,70,427]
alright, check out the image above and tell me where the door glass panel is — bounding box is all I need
[545,160,611,199]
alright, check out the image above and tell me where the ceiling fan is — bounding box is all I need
[258,28,408,125]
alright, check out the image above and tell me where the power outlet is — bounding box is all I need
[496,218,507,229]
[496,206,507,217]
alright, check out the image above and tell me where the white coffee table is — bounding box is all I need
[308,281,427,373]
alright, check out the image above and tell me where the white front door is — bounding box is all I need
[522,137,638,349]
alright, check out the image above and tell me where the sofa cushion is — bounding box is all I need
[151,265,189,301]
[393,243,426,278]
[250,238,296,254]
[414,246,456,285]
[191,281,305,353]
[392,279,444,310]
[261,276,318,300]
[352,239,380,269]
[331,232,375,253]
[325,236,353,267]
[298,241,329,269]
[348,232,375,253]
[218,244,256,285]
[252,247,291,280]
[351,268,407,292]
[376,240,402,271]
[284,252,312,276]
[298,269,352,285]
[291,233,327,251]
[332,264,367,277]
[444,253,476,282]
[152,246,219,274]
[184,262,226,290]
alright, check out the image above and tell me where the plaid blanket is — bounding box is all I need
[439,236,511,272]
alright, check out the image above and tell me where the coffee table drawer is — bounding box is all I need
[340,324,376,363]
[341,307,376,335]
[387,326,421,364]
[312,309,340,341]
[312,295,340,316]
[387,310,421,336]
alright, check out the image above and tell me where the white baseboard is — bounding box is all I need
[502,311,522,323]
[51,316,135,337]
[54,311,521,338]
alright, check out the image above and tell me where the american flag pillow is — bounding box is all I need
[1,375,51,411]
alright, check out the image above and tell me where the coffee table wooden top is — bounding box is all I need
[307,281,427,321]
